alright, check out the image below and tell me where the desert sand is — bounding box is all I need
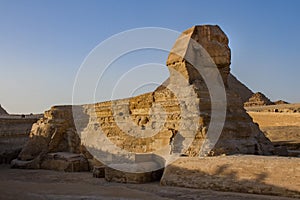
[247,103,300,153]
[0,164,296,200]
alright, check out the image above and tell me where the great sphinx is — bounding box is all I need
[12,25,274,171]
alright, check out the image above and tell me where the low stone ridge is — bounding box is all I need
[40,152,89,172]
[11,151,89,172]
[244,92,274,107]
[160,156,300,198]
[105,166,163,183]
[13,25,275,178]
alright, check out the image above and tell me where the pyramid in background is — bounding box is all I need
[0,104,8,115]
[244,92,274,107]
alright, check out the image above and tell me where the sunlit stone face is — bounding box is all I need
[167,25,231,86]
[192,25,231,85]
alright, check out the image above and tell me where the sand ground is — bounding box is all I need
[248,111,300,150]
[248,111,300,127]
[1,105,298,199]
[0,165,296,200]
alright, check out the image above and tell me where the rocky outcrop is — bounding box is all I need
[244,92,274,107]
[17,106,81,161]
[13,106,92,171]
[13,25,275,173]
[161,156,300,198]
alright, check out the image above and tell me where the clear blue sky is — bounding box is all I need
[0,0,299,113]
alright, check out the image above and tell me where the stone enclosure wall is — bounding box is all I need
[0,115,41,163]
[161,156,300,198]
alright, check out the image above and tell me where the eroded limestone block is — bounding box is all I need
[40,152,89,172]
[105,163,164,183]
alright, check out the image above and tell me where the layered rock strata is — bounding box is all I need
[0,110,41,164]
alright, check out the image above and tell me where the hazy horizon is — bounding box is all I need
[1,0,299,114]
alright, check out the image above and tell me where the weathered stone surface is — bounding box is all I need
[17,106,87,161]
[78,25,273,157]
[11,106,93,170]
[0,113,41,164]
[11,157,41,169]
[105,165,163,183]
[163,25,274,156]
[244,92,274,107]
[13,25,274,172]
[161,156,300,198]
[12,152,89,172]
[167,26,230,85]
[40,152,89,172]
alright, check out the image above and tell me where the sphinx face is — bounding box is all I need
[192,25,231,68]
[167,25,231,86]
[191,26,231,87]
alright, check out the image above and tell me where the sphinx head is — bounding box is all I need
[167,25,231,86]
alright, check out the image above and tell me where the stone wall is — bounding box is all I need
[0,115,41,163]
[161,156,300,198]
